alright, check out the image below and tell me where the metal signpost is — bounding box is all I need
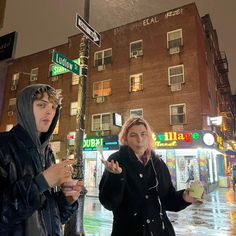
[64,0,102,235]
[76,13,101,47]
[52,50,80,76]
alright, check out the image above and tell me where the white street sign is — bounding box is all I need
[76,14,101,47]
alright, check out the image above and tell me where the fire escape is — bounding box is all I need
[216,51,234,140]
[202,14,234,141]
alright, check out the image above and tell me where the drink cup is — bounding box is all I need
[189,180,204,200]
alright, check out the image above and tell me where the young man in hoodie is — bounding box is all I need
[0,84,83,236]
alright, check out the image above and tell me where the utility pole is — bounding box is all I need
[64,0,90,235]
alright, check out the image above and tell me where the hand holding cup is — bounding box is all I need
[183,180,204,203]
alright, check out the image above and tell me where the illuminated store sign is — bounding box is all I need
[154,131,200,148]
[154,131,224,149]
[203,133,215,146]
[83,138,103,150]
[156,132,200,142]
[155,141,177,147]
[216,134,224,150]
[83,136,119,151]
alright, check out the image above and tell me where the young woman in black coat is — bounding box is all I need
[99,117,202,236]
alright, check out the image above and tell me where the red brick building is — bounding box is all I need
[0,3,234,192]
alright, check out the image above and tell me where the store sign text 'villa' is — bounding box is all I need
[156,132,200,142]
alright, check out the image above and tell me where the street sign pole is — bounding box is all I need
[64,0,90,235]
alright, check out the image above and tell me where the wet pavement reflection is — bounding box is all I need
[83,187,236,236]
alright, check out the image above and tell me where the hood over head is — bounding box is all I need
[16,84,61,150]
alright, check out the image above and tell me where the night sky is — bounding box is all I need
[1,0,235,92]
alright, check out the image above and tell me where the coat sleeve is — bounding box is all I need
[53,191,78,224]
[46,148,78,224]
[159,160,191,212]
[34,172,78,224]
[0,163,46,230]
[99,154,126,211]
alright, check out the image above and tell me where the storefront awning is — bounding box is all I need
[225,150,236,156]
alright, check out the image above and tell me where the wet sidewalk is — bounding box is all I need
[168,187,236,236]
[83,187,236,236]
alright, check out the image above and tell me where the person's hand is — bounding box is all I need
[62,180,84,204]
[102,160,122,174]
[183,188,204,204]
[42,160,75,187]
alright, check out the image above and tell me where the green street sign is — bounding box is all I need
[51,58,80,76]
[52,50,80,75]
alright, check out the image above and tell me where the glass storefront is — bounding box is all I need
[81,131,225,195]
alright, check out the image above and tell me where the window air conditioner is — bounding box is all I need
[11,85,17,91]
[171,83,182,92]
[96,96,105,103]
[8,111,14,116]
[169,47,180,55]
[97,64,105,71]
[51,76,59,82]
[131,50,139,58]
[172,124,184,131]
[30,77,37,82]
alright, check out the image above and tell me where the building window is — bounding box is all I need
[70,102,78,116]
[6,124,13,131]
[94,48,112,66]
[53,121,59,135]
[55,89,62,102]
[92,113,111,131]
[50,141,61,155]
[130,40,143,58]
[170,104,186,125]
[167,29,183,54]
[168,65,184,85]
[11,73,19,90]
[93,80,111,97]
[8,98,16,110]
[51,76,59,82]
[30,68,39,81]
[130,108,143,117]
[72,73,80,85]
[130,73,143,92]
[7,98,16,116]
[67,131,76,146]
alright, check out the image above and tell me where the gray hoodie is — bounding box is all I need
[16,84,60,155]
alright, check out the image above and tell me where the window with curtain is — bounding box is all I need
[130,73,143,92]
[72,73,80,85]
[170,104,186,125]
[93,80,111,97]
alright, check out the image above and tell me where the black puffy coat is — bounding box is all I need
[99,146,191,236]
[0,125,78,236]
